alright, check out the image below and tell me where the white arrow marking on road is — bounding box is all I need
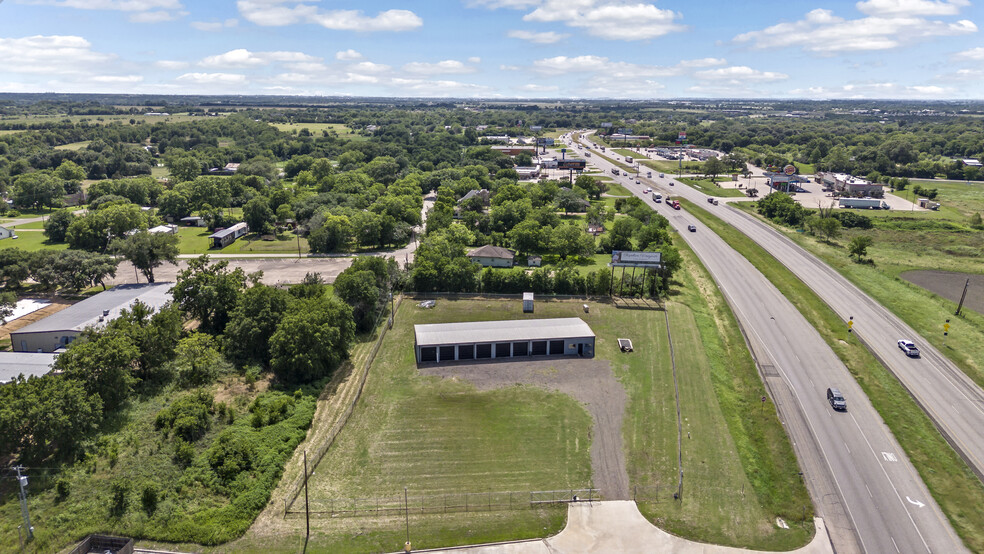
[906,496,925,508]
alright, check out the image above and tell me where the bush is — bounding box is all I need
[55,478,70,501]
[156,390,214,442]
[141,483,159,515]
[110,480,130,517]
[173,438,195,467]
[206,428,256,484]
[832,211,873,229]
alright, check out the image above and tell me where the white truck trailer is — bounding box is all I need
[838,198,889,210]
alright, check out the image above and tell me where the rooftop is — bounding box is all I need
[13,283,173,335]
[209,222,248,239]
[0,352,58,384]
[467,244,514,260]
[415,317,594,347]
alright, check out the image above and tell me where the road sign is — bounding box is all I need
[783,164,797,176]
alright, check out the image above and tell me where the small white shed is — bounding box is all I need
[523,292,534,313]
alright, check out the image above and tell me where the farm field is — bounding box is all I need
[217,262,811,552]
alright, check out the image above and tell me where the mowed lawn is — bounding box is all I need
[290,292,810,551]
[271,122,366,140]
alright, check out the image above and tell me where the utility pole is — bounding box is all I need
[404,486,411,552]
[955,278,970,316]
[15,466,33,540]
[303,451,309,541]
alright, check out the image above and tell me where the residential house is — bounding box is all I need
[467,244,515,268]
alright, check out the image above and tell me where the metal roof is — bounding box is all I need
[209,222,248,240]
[12,283,173,335]
[0,352,58,384]
[415,317,593,347]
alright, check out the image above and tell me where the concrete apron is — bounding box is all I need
[405,501,834,554]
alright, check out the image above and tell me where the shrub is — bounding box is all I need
[206,428,256,484]
[173,438,195,467]
[141,483,159,515]
[55,478,70,501]
[110,480,130,517]
[832,211,873,229]
[156,390,214,442]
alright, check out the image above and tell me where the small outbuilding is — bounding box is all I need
[0,225,15,240]
[528,256,542,267]
[467,244,515,268]
[523,292,534,313]
[414,317,595,364]
[179,216,206,227]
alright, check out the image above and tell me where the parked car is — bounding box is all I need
[687,225,696,232]
[827,387,847,411]
[898,339,920,357]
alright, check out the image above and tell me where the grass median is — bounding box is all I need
[683,198,984,552]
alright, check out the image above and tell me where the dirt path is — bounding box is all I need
[901,270,984,315]
[420,358,630,501]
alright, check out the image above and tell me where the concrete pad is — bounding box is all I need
[413,501,833,554]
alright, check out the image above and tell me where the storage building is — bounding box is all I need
[10,283,173,353]
[0,352,58,384]
[414,317,595,364]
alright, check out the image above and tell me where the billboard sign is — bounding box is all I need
[536,137,555,146]
[601,122,613,128]
[783,164,797,175]
[530,126,543,132]
[557,159,586,170]
[610,250,662,268]
[617,128,633,135]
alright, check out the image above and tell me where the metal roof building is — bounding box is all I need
[0,352,58,384]
[414,317,595,364]
[10,283,173,353]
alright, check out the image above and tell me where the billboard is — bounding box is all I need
[530,125,543,132]
[601,122,613,128]
[557,159,586,170]
[617,128,633,135]
[537,137,555,146]
[610,251,662,268]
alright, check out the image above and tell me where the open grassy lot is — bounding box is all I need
[640,159,705,175]
[0,113,225,126]
[271,122,365,140]
[246,285,810,551]
[8,220,45,229]
[678,178,746,198]
[604,182,632,197]
[686,199,984,552]
[0,231,68,252]
[54,141,91,151]
[176,227,311,255]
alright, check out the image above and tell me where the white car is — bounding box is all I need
[897,339,920,357]
[643,187,652,193]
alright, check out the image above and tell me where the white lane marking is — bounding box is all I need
[866,484,873,498]
[907,497,926,508]
[850,413,932,553]
[892,536,901,553]
[844,443,850,455]
[882,452,898,462]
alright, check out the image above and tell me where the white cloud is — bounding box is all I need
[0,35,114,75]
[466,0,540,8]
[351,61,391,73]
[856,0,969,17]
[176,72,247,84]
[237,1,422,31]
[24,0,187,22]
[522,1,685,41]
[531,55,684,78]
[199,48,317,68]
[155,60,189,69]
[954,46,984,60]
[336,49,364,61]
[468,57,482,63]
[387,78,492,97]
[517,83,560,92]
[191,19,239,31]
[683,57,727,68]
[788,82,952,98]
[90,75,144,83]
[734,7,976,53]
[507,29,569,44]
[694,66,788,82]
[403,60,477,75]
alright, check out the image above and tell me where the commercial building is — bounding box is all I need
[0,352,58,384]
[11,282,173,353]
[467,244,515,268]
[821,173,884,197]
[209,222,248,248]
[414,317,595,364]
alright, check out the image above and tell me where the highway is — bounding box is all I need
[559,133,968,554]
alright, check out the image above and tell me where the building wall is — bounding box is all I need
[471,256,513,268]
[416,336,594,364]
[0,227,13,239]
[11,330,80,353]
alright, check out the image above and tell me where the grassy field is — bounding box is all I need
[678,178,746,198]
[685,199,984,552]
[640,159,705,175]
[0,113,225,126]
[0,231,68,251]
[176,227,311,255]
[604,182,632,196]
[8,220,45,229]
[271,122,365,140]
[54,141,91,151]
[227,279,812,551]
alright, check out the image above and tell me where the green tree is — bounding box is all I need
[0,291,14,322]
[165,154,202,183]
[108,302,183,381]
[171,256,250,334]
[243,196,274,235]
[43,209,76,242]
[13,172,65,210]
[508,218,549,254]
[223,285,291,367]
[0,249,32,289]
[56,331,140,413]
[575,175,603,200]
[703,156,726,180]
[308,213,354,253]
[551,223,595,259]
[55,160,86,182]
[555,188,587,214]
[174,333,223,387]
[270,296,355,384]
[849,235,873,262]
[333,269,381,332]
[0,375,102,462]
[157,190,192,222]
[111,231,179,283]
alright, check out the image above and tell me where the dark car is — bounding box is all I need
[687,225,697,232]
[827,387,847,411]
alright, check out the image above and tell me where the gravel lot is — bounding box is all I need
[901,269,984,315]
[419,358,630,500]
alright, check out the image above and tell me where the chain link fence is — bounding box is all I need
[288,488,600,518]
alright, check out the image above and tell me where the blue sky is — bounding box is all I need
[1,0,983,99]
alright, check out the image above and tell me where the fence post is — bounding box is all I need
[633,485,637,502]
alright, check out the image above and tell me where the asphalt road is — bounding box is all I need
[565,132,967,554]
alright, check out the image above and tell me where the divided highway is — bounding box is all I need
[561,134,968,554]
